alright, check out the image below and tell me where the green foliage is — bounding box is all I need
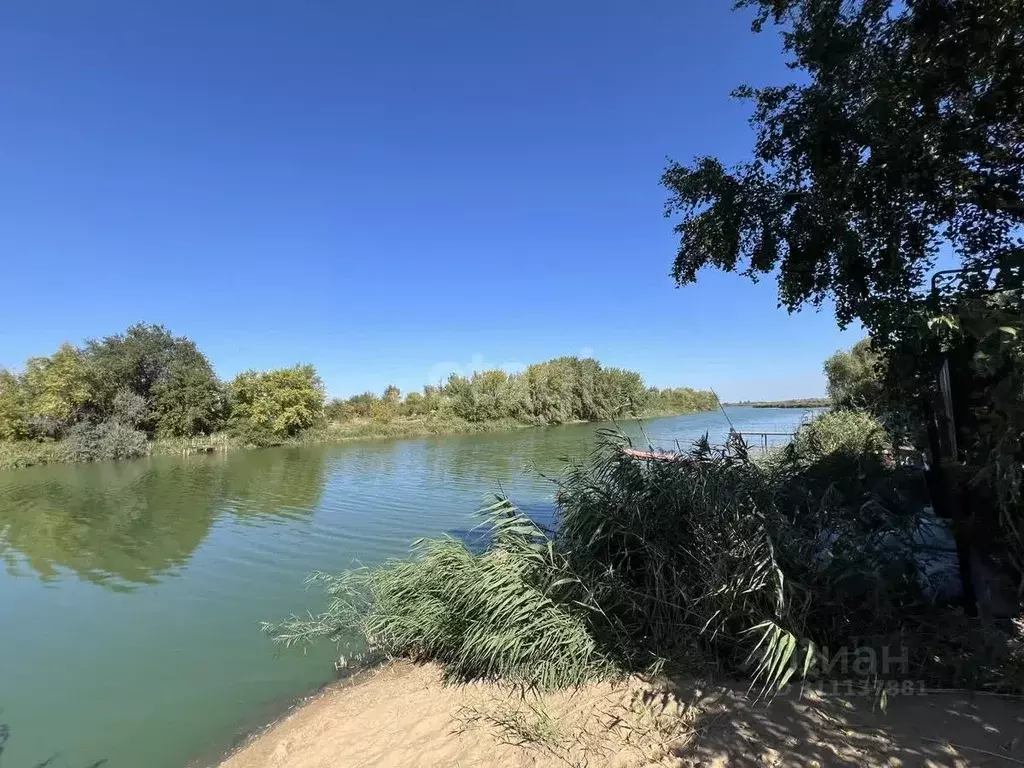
[328,392,379,420]
[791,409,889,460]
[61,420,149,462]
[895,287,1024,579]
[645,387,717,415]
[662,0,1024,343]
[22,343,95,434]
[229,364,325,439]
[110,388,150,430]
[0,439,63,469]
[274,433,1016,694]
[267,502,614,688]
[323,357,715,430]
[85,323,226,437]
[823,340,884,412]
[369,397,396,425]
[403,391,426,416]
[85,324,180,411]
[0,369,28,440]
[153,353,225,437]
[659,0,1024,601]
[446,370,525,422]
[0,324,325,466]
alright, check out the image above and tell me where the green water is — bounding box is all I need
[0,408,815,768]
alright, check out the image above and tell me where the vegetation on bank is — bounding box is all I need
[0,324,717,469]
[726,398,830,409]
[323,361,717,427]
[661,0,1024,654]
[269,416,1024,695]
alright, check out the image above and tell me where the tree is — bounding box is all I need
[22,343,95,435]
[86,324,180,407]
[324,398,348,422]
[823,339,884,411]
[382,385,401,405]
[228,365,324,439]
[0,369,28,440]
[86,324,224,436]
[594,366,650,419]
[153,353,225,437]
[403,391,425,416]
[662,0,1024,345]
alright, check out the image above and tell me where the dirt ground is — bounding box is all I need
[215,662,1024,768]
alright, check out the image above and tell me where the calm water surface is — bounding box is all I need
[0,408,816,767]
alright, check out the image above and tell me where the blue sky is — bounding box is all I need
[0,0,861,401]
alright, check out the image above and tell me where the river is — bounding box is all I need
[0,407,818,768]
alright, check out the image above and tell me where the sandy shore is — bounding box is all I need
[214,662,1024,767]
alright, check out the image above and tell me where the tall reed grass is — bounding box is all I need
[268,424,1024,695]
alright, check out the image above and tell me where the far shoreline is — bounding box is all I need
[724,398,830,409]
[0,405,748,471]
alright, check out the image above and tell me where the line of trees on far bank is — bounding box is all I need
[324,358,717,426]
[0,325,717,461]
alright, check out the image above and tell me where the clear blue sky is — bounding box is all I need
[0,0,860,401]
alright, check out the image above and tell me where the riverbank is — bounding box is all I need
[0,408,709,470]
[725,398,831,409]
[0,408,821,766]
[213,660,1024,768]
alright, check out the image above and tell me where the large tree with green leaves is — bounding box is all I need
[22,342,95,435]
[663,0,1024,595]
[663,0,1024,343]
[152,350,226,437]
[86,323,222,435]
[228,365,325,439]
[823,339,884,410]
[0,369,28,440]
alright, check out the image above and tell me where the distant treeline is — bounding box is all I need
[326,359,717,426]
[0,324,717,463]
[726,398,831,409]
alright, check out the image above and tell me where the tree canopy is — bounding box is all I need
[823,339,884,411]
[229,365,325,440]
[0,325,321,454]
[324,357,715,427]
[663,0,1024,598]
[21,343,93,434]
[0,369,28,441]
[662,0,1024,343]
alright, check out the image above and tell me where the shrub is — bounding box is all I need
[229,418,284,448]
[61,422,104,462]
[111,388,150,429]
[229,365,324,438]
[791,409,889,459]
[0,440,64,469]
[61,420,149,462]
[99,421,149,460]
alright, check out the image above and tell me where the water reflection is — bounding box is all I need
[0,448,327,589]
